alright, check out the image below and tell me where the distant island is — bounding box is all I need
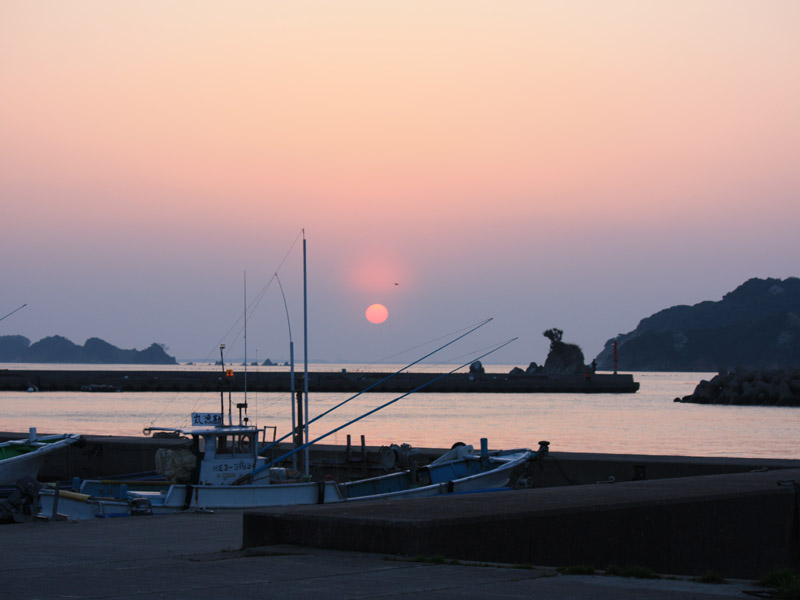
[594,277,800,372]
[0,335,177,364]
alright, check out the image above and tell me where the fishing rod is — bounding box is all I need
[0,303,27,323]
[257,317,494,455]
[235,335,518,485]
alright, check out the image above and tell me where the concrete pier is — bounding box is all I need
[2,430,798,589]
[243,468,800,579]
[0,510,760,599]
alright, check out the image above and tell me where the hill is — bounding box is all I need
[594,277,800,371]
[0,335,177,364]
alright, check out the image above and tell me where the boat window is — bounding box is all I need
[236,434,252,454]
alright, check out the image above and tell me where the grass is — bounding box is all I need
[605,565,661,579]
[691,571,727,584]
[384,555,540,570]
[557,565,596,576]
[759,568,800,600]
[411,555,447,564]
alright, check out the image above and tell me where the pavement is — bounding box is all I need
[1,509,766,599]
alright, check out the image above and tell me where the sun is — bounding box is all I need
[365,303,389,324]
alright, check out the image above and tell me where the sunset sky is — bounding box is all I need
[2,1,799,366]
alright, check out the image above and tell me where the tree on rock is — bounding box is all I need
[543,328,564,347]
[542,328,587,375]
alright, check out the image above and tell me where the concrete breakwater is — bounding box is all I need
[0,368,639,393]
[244,468,800,579]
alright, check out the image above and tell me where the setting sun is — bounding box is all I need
[365,303,389,324]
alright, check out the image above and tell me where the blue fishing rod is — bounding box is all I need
[257,317,493,455]
[235,336,517,485]
[0,303,27,323]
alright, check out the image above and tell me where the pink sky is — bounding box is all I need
[2,1,799,364]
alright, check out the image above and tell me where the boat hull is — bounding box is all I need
[38,480,344,519]
[339,449,531,501]
[0,433,80,486]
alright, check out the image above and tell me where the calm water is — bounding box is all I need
[1,366,798,459]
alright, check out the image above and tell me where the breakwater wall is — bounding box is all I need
[3,431,796,487]
[243,468,800,579]
[0,369,639,393]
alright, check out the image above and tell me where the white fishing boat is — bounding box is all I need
[0,429,80,486]
[38,414,342,519]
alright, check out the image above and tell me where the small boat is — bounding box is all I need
[0,429,81,486]
[339,441,536,502]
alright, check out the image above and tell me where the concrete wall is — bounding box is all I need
[3,432,798,486]
[243,469,800,578]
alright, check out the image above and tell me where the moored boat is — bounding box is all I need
[38,414,342,519]
[38,419,543,519]
[0,429,80,486]
[339,441,539,501]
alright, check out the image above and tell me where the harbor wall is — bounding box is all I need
[0,369,639,393]
[243,468,800,578]
[3,431,798,486]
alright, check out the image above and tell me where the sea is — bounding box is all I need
[1,364,798,459]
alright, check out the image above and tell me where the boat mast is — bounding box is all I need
[219,344,225,421]
[243,271,247,411]
[302,230,310,477]
[276,273,297,470]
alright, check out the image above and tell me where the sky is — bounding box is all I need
[2,1,799,367]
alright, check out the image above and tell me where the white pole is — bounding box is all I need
[244,271,248,413]
[303,231,310,476]
[290,339,296,470]
[276,272,297,471]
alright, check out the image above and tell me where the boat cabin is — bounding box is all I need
[145,422,273,486]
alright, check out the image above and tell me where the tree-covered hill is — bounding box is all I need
[0,335,177,364]
[594,277,800,372]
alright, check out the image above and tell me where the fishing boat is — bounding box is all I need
[38,414,342,519]
[38,423,539,519]
[339,441,536,501]
[0,429,81,486]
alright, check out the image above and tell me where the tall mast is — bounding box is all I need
[243,271,247,409]
[302,230,310,476]
[219,344,225,421]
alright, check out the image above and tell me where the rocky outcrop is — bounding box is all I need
[512,329,590,375]
[542,341,586,375]
[0,334,177,364]
[675,367,800,406]
[594,277,800,372]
